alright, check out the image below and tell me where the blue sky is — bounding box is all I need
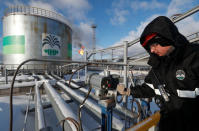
[1,0,199,59]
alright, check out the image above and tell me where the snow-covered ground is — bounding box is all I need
[0,94,100,131]
[0,95,33,131]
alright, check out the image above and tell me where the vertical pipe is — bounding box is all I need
[105,66,110,76]
[59,66,62,77]
[5,68,8,84]
[85,51,88,80]
[123,41,128,128]
[101,52,103,62]
[123,41,128,102]
[0,66,3,77]
[111,49,113,61]
[77,64,80,79]
[91,24,97,60]
[56,66,59,75]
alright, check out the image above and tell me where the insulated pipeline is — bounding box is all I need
[56,81,125,131]
[35,81,47,131]
[43,81,78,131]
[9,58,127,131]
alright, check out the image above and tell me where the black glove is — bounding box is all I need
[130,84,155,98]
[130,85,143,98]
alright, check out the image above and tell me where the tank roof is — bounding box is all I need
[4,5,72,28]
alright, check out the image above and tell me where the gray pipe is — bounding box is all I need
[49,74,138,120]
[35,81,50,131]
[85,51,88,79]
[0,81,35,89]
[41,78,78,131]
[123,41,128,105]
[47,74,124,130]
[56,81,124,131]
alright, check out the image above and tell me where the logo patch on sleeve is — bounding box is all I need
[176,70,185,80]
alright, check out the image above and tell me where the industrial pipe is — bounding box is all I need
[35,81,51,131]
[0,81,35,89]
[50,74,138,120]
[55,80,124,130]
[43,81,78,131]
[47,73,124,130]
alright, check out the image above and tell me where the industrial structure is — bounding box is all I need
[0,5,199,131]
[3,5,72,67]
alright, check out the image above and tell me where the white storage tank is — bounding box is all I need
[2,5,72,66]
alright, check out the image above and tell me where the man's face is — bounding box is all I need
[150,43,173,56]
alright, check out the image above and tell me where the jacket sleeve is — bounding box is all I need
[131,70,156,98]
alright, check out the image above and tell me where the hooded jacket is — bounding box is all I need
[131,16,199,130]
[140,16,189,47]
[131,15,199,109]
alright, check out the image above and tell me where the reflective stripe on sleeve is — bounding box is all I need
[177,88,199,98]
[146,83,199,98]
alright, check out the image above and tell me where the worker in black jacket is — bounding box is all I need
[130,16,199,131]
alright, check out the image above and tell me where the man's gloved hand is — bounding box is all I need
[130,83,156,98]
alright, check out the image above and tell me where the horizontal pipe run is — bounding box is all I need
[46,74,125,129]
[128,55,149,65]
[56,81,124,131]
[45,74,56,81]
[49,74,138,120]
[0,76,35,82]
[0,81,35,89]
[43,80,78,131]
[13,58,126,66]
[35,82,47,131]
[66,80,138,119]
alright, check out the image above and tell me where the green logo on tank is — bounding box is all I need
[42,33,61,56]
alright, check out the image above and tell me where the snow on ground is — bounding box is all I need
[0,95,28,131]
[0,94,100,131]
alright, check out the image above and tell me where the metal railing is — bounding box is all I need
[186,31,199,43]
[4,5,71,27]
[90,5,199,57]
